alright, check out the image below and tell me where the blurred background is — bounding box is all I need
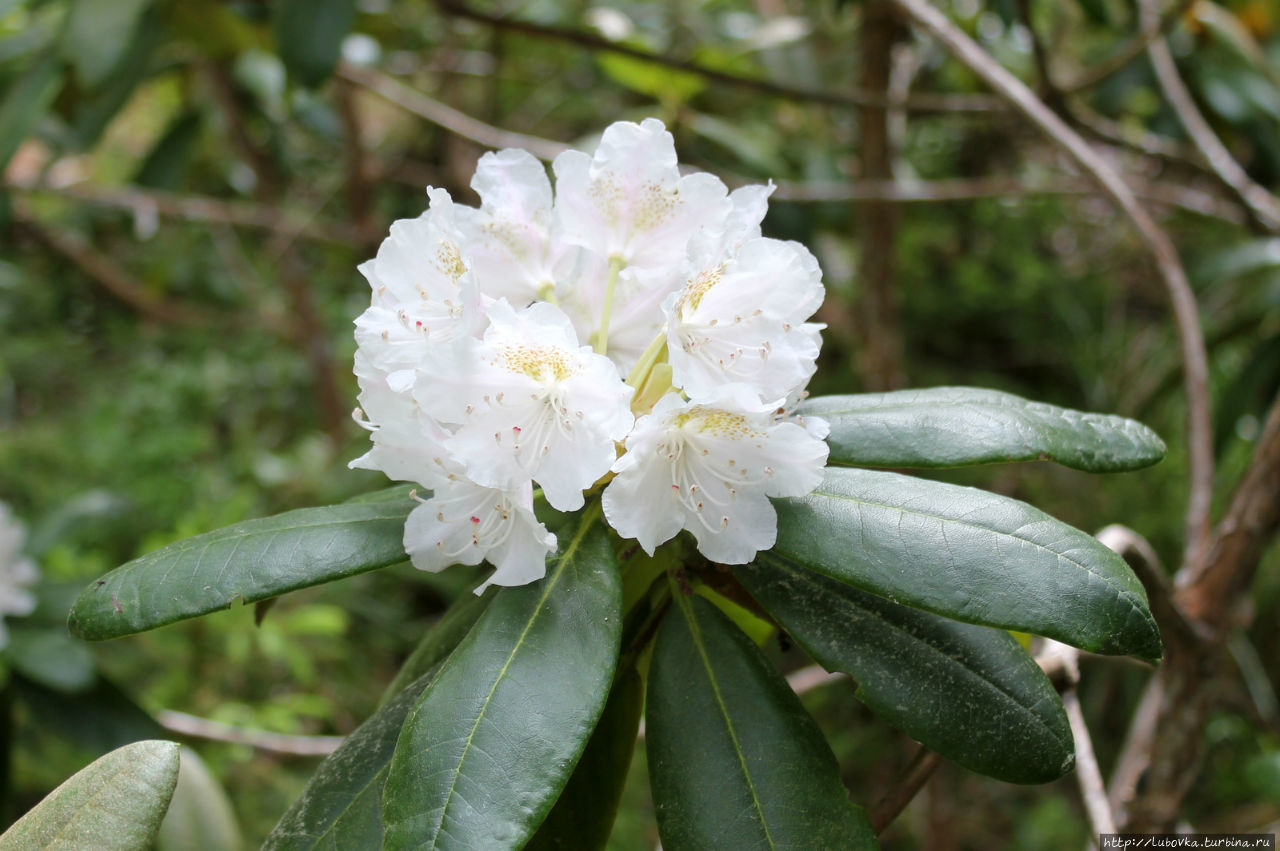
[1,0,1278,846]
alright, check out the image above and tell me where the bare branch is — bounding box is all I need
[768,175,1246,224]
[869,747,943,834]
[158,709,344,757]
[433,0,1002,114]
[338,63,570,161]
[6,178,358,244]
[1140,0,1280,233]
[888,0,1213,567]
[1176,389,1280,628]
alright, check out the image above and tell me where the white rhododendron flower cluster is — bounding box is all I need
[351,118,829,592]
[0,503,39,647]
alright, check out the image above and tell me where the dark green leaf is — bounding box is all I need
[736,559,1074,784]
[382,511,622,849]
[0,52,63,175]
[68,496,415,641]
[647,594,876,850]
[526,668,644,851]
[0,740,180,851]
[802,387,1166,472]
[61,0,152,89]
[264,669,439,850]
[67,9,161,150]
[770,468,1162,661]
[135,111,203,189]
[274,0,356,87]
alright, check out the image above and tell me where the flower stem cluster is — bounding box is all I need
[352,119,828,591]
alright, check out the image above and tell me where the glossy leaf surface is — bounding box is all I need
[737,559,1074,783]
[802,387,1166,472]
[382,512,622,849]
[525,668,644,850]
[771,468,1162,661]
[69,497,414,640]
[646,594,876,850]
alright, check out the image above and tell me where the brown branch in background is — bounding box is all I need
[339,63,570,161]
[888,0,1213,567]
[158,709,344,757]
[1140,0,1280,233]
[433,0,1002,114]
[16,217,203,325]
[336,77,382,251]
[1176,391,1280,626]
[769,175,1246,224]
[1070,100,1210,174]
[6,179,358,244]
[856,1,906,392]
[869,747,943,833]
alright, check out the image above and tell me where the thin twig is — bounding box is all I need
[1065,688,1117,834]
[869,747,944,833]
[1040,639,1116,835]
[338,63,570,161]
[6,178,358,244]
[769,175,1245,223]
[433,0,1002,114]
[1140,0,1280,233]
[157,709,344,757]
[888,0,1213,568]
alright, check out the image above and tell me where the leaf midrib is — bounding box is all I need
[674,593,776,850]
[756,555,1069,750]
[421,511,598,848]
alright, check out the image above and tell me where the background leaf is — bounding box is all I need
[68,497,415,641]
[802,387,1166,472]
[382,512,622,850]
[736,559,1075,784]
[770,467,1162,661]
[646,594,877,850]
[60,0,152,90]
[156,748,242,851]
[0,740,180,851]
[273,0,356,87]
[0,53,63,175]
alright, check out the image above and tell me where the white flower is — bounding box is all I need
[455,148,610,307]
[553,118,731,269]
[602,386,829,564]
[416,300,634,511]
[665,237,825,403]
[351,117,833,588]
[552,119,732,369]
[349,351,456,489]
[354,188,480,382]
[404,479,556,593]
[0,504,39,648]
